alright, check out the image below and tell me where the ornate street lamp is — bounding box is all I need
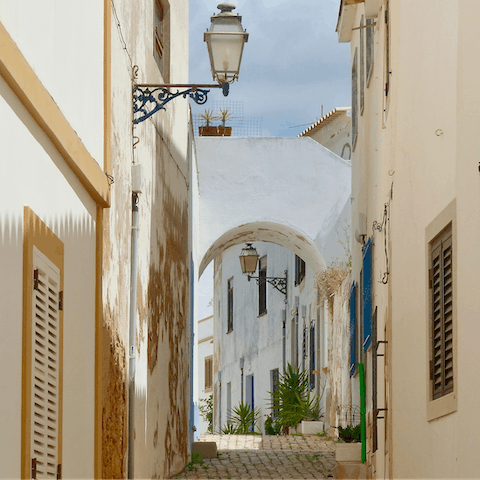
[204,2,249,92]
[133,3,249,124]
[239,243,288,299]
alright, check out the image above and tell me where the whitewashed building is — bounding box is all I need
[212,242,319,433]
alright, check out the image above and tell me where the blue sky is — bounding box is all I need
[189,0,351,137]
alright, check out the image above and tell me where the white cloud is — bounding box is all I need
[190,0,350,137]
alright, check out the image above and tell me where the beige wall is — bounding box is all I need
[0,46,97,480]
[344,0,480,477]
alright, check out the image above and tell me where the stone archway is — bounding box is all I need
[195,137,351,275]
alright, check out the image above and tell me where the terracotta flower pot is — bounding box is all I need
[199,126,219,136]
[217,126,232,136]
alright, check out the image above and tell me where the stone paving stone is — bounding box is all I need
[174,434,337,479]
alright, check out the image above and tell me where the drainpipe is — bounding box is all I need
[128,165,142,478]
[359,362,366,464]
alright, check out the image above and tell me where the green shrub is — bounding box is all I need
[267,364,323,432]
[199,395,213,433]
[230,401,260,434]
[338,424,361,443]
[264,414,282,435]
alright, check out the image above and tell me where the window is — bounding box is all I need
[362,238,372,352]
[205,355,213,391]
[270,369,280,417]
[351,49,358,150]
[291,316,298,368]
[309,322,315,389]
[360,16,365,114]
[227,277,233,332]
[366,19,374,85]
[349,282,357,377]
[153,0,170,81]
[258,256,267,315]
[22,207,64,480]
[294,255,306,286]
[426,200,456,421]
[385,0,391,98]
[430,225,453,400]
[226,382,232,422]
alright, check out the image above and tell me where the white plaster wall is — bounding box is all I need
[0,0,104,164]
[195,137,351,273]
[213,242,319,434]
[305,111,352,160]
[0,77,96,478]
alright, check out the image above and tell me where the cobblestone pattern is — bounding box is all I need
[176,435,337,479]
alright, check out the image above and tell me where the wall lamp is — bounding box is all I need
[133,2,249,124]
[239,243,288,298]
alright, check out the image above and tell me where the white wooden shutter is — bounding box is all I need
[31,247,61,479]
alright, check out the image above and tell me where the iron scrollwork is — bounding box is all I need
[248,270,288,296]
[133,85,210,124]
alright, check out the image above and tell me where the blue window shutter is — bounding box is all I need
[362,238,372,351]
[349,282,357,377]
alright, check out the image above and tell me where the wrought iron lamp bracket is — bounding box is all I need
[248,270,288,297]
[133,83,229,125]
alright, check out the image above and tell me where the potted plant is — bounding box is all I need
[267,364,323,435]
[335,424,362,462]
[198,109,218,136]
[217,108,232,136]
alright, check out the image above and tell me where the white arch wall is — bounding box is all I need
[195,137,351,275]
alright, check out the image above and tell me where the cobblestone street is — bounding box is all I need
[176,435,337,479]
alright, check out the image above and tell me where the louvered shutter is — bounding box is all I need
[31,247,61,479]
[431,229,453,400]
[362,239,372,352]
[349,282,357,377]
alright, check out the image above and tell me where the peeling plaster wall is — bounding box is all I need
[103,0,191,478]
[318,272,359,435]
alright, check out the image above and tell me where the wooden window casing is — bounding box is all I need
[360,16,365,115]
[430,226,454,400]
[258,256,267,316]
[204,356,213,392]
[294,255,306,286]
[22,207,63,480]
[352,49,358,150]
[366,19,374,86]
[270,369,279,417]
[349,282,357,377]
[227,278,233,333]
[309,323,315,389]
[153,0,170,81]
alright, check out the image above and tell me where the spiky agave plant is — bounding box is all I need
[229,401,260,434]
[217,108,232,127]
[198,108,216,127]
[267,364,323,432]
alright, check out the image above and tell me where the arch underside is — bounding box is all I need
[198,221,326,277]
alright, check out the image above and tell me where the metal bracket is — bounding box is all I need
[248,270,288,297]
[133,83,229,124]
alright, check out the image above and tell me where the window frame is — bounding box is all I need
[153,0,170,82]
[22,207,64,480]
[425,200,457,421]
[227,277,234,333]
[351,49,358,151]
[258,256,267,316]
[366,18,375,87]
[204,355,213,392]
[294,255,306,286]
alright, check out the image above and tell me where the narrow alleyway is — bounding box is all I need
[176,435,337,479]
